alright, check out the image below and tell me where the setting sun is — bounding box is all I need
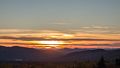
[39,41,64,45]
[34,41,64,48]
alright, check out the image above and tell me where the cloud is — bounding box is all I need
[81,26,109,29]
[50,19,79,25]
[0,35,120,41]
[70,26,120,34]
[0,29,119,49]
[0,29,64,34]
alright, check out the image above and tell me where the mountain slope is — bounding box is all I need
[60,49,120,61]
[0,46,120,62]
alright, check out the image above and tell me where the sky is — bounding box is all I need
[0,0,120,49]
[0,0,120,30]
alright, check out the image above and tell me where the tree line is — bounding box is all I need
[0,57,120,68]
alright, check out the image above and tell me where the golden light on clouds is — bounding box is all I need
[0,29,120,49]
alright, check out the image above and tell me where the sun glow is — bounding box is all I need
[39,41,63,44]
[35,41,64,48]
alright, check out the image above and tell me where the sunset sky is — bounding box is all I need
[0,0,120,49]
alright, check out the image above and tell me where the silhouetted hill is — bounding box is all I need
[60,49,120,62]
[0,46,120,62]
[0,46,57,61]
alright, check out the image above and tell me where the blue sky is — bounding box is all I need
[0,0,120,32]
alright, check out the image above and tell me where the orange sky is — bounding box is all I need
[0,29,120,49]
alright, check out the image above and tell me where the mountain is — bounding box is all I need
[0,46,60,61]
[60,49,120,62]
[0,46,120,62]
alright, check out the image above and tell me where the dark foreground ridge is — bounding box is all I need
[0,46,120,68]
[0,46,120,62]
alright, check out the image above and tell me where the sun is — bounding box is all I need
[36,41,64,48]
[39,41,63,45]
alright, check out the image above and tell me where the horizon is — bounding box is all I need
[0,29,120,49]
[0,1,120,68]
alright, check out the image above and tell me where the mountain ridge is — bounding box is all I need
[0,46,119,62]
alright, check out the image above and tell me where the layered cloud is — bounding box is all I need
[0,29,120,49]
[70,26,120,34]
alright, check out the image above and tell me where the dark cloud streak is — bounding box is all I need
[0,36,120,41]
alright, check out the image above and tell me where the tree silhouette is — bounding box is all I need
[97,56,106,68]
[115,58,120,67]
